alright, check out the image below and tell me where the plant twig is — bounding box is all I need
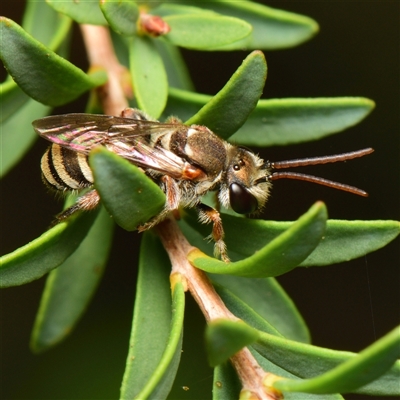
[80,24,130,116]
[156,217,282,400]
[156,216,237,321]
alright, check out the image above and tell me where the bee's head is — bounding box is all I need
[220,146,271,214]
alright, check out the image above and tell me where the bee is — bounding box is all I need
[33,108,373,262]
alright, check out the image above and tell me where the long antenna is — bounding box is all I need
[258,148,374,197]
[269,172,369,196]
[271,148,374,169]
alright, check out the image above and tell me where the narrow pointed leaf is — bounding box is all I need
[0,80,31,124]
[213,362,242,400]
[0,18,107,107]
[206,320,259,367]
[204,1,319,50]
[30,207,114,352]
[253,329,400,396]
[89,147,165,231]
[250,348,345,400]
[46,0,107,25]
[0,210,98,287]
[120,233,184,399]
[1,2,71,174]
[136,280,185,399]
[300,220,400,266]
[271,326,400,395]
[187,51,267,139]
[210,274,310,343]
[100,0,139,36]
[1,2,70,123]
[129,36,168,118]
[230,98,375,147]
[184,210,400,267]
[154,41,195,91]
[165,91,374,146]
[110,29,130,68]
[213,285,283,337]
[1,98,49,177]
[153,4,220,18]
[23,0,72,49]
[163,87,210,121]
[164,14,252,50]
[188,202,327,277]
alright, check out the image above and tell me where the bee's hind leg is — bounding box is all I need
[52,189,100,226]
[138,175,180,231]
[197,203,230,263]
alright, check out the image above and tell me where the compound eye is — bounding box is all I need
[229,183,258,214]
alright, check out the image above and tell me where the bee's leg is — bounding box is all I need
[213,191,221,212]
[138,176,180,231]
[52,189,100,226]
[161,175,181,211]
[197,203,229,263]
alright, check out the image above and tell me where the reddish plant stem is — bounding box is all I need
[80,24,130,116]
[156,218,281,400]
[156,217,237,322]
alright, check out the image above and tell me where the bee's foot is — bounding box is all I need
[214,240,230,263]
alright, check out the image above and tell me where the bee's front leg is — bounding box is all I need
[197,203,230,263]
[138,175,180,231]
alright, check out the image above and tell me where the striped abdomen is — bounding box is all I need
[41,144,94,192]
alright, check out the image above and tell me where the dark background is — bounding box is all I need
[1,1,399,399]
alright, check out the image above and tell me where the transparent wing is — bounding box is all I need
[33,113,187,178]
[108,140,186,178]
[32,113,177,152]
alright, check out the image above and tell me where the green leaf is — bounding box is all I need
[0,79,31,124]
[213,362,242,400]
[230,98,375,147]
[0,1,72,174]
[0,18,107,107]
[89,146,165,231]
[154,40,195,91]
[141,280,185,400]
[164,14,252,50]
[301,220,400,266]
[129,35,168,118]
[210,275,310,343]
[110,29,130,68]
[152,3,218,18]
[164,92,375,146]
[188,202,327,277]
[213,285,283,337]
[206,320,259,367]
[163,87,210,121]
[120,233,184,399]
[0,209,98,287]
[1,97,50,177]
[250,348,344,400]
[100,0,139,36]
[204,1,319,50]
[46,0,107,25]
[1,1,71,123]
[30,207,114,352]
[268,326,400,395]
[23,0,72,50]
[187,51,267,140]
[252,330,400,396]
[184,210,400,267]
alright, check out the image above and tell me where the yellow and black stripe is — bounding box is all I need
[41,144,94,192]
